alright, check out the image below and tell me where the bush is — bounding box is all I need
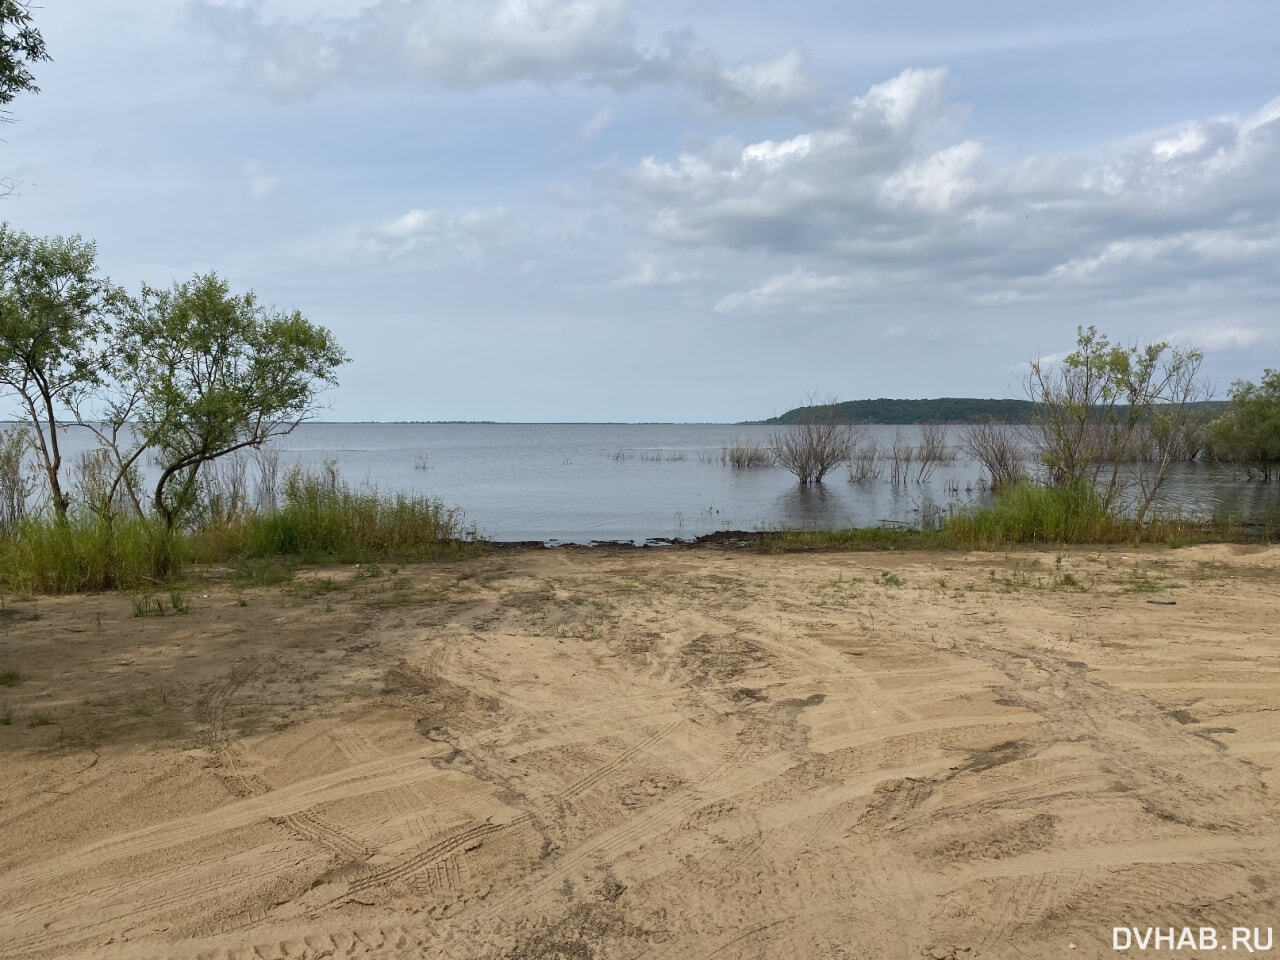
[721,440,773,469]
[771,395,856,485]
[962,421,1026,490]
[947,481,1114,546]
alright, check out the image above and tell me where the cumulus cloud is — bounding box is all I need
[620,71,1280,316]
[188,0,817,113]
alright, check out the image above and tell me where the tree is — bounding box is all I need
[770,394,856,485]
[0,225,123,519]
[118,273,347,532]
[0,1,48,115]
[1208,370,1280,482]
[1027,325,1204,522]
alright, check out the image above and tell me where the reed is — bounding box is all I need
[721,440,773,469]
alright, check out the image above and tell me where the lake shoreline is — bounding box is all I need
[2,543,1278,958]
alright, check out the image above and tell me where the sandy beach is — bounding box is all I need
[2,543,1279,959]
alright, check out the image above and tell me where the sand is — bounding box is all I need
[1,543,1279,959]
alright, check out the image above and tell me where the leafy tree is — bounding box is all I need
[1208,370,1280,482]
[0,1,49,120]
[0,225,123,519]
[1027,325,1204,522]
[116,273,347,532]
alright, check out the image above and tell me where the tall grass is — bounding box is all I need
[214,463,476,563]
[946,481,1112,545]
[763,480,1270,553]
[0,515,182,593]
[721,440,773,469]
[0,462,477,594]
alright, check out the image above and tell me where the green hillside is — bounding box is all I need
[756,398,1039,425]
[755,397,1226,425]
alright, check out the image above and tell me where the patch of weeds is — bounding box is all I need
[1124,569,1166,593]
[354,562,383,580]
[169,587,190,613]
[132,592,166,617]
[0,705,11,725]
[28,711,54,727]
[876,571,904,587]
[0,669,21,687]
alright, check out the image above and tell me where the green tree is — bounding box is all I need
[117,273,347,532]
[1027,325,1204,522]
[0,1,49,120]
[0,225,123,519]
[1208,370,1280,482]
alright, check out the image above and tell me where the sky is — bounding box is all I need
[3,0,1279,422]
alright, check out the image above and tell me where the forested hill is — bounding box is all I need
[755,398,1039,425]
[755,397,1229,425]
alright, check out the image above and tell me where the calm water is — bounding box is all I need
[41,422,1280,543]
[257,423,1276,543]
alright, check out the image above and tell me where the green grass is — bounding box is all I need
[0,515,183,593]
[203,465,480,564]
[0,669,21,686]
[0,465,479,595]
[761,481,1273,554]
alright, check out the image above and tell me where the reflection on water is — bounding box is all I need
[32,422,1280,543]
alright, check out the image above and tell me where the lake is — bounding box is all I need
[236,423,1274,543]
[36,422,1280,543]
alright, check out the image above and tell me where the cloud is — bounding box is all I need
[614,73,1280,316]
[280,205,514,267]
[188,0,817,113]
[568,105,614,150]
[714,268,854,313]
[1164,324,1266,352]
[615,255,700,287]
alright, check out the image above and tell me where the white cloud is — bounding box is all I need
[189,0,818,113]
[1164,324,1265,352]
[615,74,1280,315]
[714,268,853,313]
[287,205,514,266]
[881,139,981,212]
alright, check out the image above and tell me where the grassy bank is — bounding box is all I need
[763,482,1274,553]
[0,477,1273,595]
[0,469,478,594]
